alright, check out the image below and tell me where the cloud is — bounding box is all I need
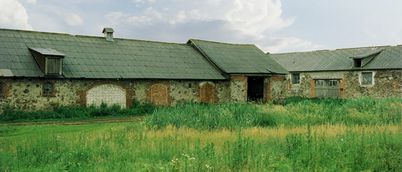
[0,0,32,30]
[105,0,317,52]
[65,13,84,26]
[26,0,37,5]
[258,36,323,53]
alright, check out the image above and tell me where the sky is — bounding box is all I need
[0,0,402,53]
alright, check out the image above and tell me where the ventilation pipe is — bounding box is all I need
[102,28,114,42]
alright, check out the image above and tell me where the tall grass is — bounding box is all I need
[145,103,273,130]
[1,124,401,171]
[0,101,155,121]
[145,97,402,130]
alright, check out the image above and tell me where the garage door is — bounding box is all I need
[315,80,340,98]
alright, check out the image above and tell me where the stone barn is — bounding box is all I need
[0,28,287,110]
[270,46,402,98]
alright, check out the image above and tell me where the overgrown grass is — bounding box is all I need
[145,97,402,129]
[0,101,155,122]
[0,123,400,171]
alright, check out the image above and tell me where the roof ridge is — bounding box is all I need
[335,45,391,51]
[0,27,70,36]
[189,38,255,47]
[76,34,188,46]
[0,28,188,46]
[272,49,331,55]
[272,45,394,55]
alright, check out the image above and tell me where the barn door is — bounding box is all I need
[199,82,216,103]
[315,80,340,98]
[149,83,170,106]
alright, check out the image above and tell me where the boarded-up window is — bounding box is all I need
[199,82,216,103]
[43,82,55,97]
[86,84,127,108]
[46,58,62,75]
[149,83,169,106]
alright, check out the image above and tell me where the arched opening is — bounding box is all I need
[199,82,217,103]
[86,84,127,108]
[148,83,170,106]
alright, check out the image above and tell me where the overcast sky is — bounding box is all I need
[1,0,402,53]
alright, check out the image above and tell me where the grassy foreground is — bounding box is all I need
[0,98,401,171]
[0,123,401,171]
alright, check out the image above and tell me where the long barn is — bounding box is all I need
[0,28,287,110]
[0,28,401,110]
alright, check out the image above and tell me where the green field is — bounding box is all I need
[1,98,401,171]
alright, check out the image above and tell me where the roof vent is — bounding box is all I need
[102,27,114,42]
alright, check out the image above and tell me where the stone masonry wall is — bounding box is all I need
[283,70,402,99]
[229,75,247,102]
[267,75,288,102]
[0,78,233,111]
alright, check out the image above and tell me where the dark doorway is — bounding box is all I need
[247,77,265,101]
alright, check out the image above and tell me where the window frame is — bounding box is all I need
[42,81,56,97]
[359,71,375,87]
[291,73,301,85]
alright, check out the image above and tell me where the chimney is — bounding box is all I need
[102,27,114,41]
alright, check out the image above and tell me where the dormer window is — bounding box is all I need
[351,48,384,68]
[46,58,63,75]
[29,48,65,76]
[353,59,362,67]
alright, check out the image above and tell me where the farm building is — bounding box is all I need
[0,28,287,110]
[270,46,402,99]
[0,28,401,111]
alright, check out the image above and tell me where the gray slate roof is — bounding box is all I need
[0,29,225,80]
[270,46,402,72]
[189,39,288,74]
[29,47,65,57]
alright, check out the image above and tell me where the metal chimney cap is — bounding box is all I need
[102,27,114,33]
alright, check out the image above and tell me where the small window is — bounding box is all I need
[43,82,55,97]
[354,59,362,67]
[361,72,374,86]
[0,82,4,98]
[46,58,62,75]
[291,73,300,84]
